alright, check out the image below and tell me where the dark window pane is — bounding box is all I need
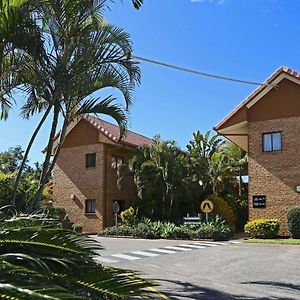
[85,199,96,213]
[111,155,124,169]
[86,153,96,168]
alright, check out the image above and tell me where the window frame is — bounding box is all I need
[262,131,282,152]
[111,155,124,169]
[85,153,96,168]
[85,199,96,214]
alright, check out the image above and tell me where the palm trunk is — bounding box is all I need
[43,118,68,185]
[29,105,60,211]
[12,106,51,205]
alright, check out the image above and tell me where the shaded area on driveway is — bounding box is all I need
[155,279,300,300]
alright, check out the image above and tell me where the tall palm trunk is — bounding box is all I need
[42,118,68,187]
[29,104,60,211]
[12,106,51,205]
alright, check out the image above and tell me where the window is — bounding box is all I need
[85,153,96,168]
[85,199,96,214]
[111,155,124,169]
[113,200,125,212]
[263,132,282,152]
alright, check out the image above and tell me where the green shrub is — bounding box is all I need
[286,207,300,238]
[244,219,280,239]
[99,225,134,237]
[168,226,194,240]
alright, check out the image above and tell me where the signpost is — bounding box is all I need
[112,201,120,226]
[200,199,214,222]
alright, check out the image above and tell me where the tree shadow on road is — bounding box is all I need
[241,281,300,295]
[154,279,298,300]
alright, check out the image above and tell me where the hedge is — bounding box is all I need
[286,207,300,239]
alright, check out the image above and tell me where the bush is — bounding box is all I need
[286,207,300,238]
[244,219,280,239]
[207,195,237,225]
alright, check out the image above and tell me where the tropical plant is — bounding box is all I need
[119,136,192,220]
[0,0,141,208]
[0,209,158,299]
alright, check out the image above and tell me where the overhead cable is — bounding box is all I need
[133,55,271,87]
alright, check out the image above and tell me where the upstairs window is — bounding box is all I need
[263,132,282,152]
[111,155,124,169]
[85,199,96,214]
[85,153,96,168]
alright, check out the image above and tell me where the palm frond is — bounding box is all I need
[78,96,128,140]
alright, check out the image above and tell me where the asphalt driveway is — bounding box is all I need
[93,237,300,299]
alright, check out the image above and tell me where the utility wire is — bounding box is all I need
[133,55,271,87]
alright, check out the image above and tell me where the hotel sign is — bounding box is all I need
[252,195,266,208]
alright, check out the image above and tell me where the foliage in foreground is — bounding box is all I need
[99,216,234,241]
[286,207,300,239]
[244,219,280,239]
[0,209,158,299]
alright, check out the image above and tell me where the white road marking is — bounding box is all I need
[131,251,160,257]
[197,241,228,245]
[229,241,242,244]
[149,248,176,254]
[163,246,192,251]
[192,242,218,247]
[93,257,119,264]
[179,244,206,249]
[112,253,141,260]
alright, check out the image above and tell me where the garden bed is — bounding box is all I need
[98,218,234,241]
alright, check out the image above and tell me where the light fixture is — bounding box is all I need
[70,194,75,200]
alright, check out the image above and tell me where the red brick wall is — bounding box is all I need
[53,143,106,233]
[248,116,300,235]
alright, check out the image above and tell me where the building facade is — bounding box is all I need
[52,115,153,233]
[214,67,300,235]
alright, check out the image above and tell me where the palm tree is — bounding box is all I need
[0,0,44,120]
[221,141,247,198]
[0,209,158,299]
[4,0,140,208]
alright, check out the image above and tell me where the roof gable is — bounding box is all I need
[81,115,153,148]
[214,66,300,131]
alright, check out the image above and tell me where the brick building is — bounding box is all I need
[52,115,153,233]
[214,67,300,235]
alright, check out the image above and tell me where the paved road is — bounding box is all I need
[93,237,300,299]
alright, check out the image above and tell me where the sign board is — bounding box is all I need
[252,195,266,208]
[183,216,201,225]
[112,201,120,214]
[200,200,214,213]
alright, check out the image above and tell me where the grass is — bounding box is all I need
[244,238,300,245]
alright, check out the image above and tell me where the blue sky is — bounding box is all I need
[1,0,300,163]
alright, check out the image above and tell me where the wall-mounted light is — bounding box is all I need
[296,186,300,193]
[70,194,75,200]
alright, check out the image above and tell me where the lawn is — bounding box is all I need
[244,238,300,245]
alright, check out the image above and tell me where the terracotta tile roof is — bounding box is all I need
[82,115,153,148]
[214,66,300,131]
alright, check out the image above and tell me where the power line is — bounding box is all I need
[133,55,270,87]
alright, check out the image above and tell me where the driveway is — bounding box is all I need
[93,237,300,299]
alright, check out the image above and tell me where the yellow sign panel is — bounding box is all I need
[200,200,214,213]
